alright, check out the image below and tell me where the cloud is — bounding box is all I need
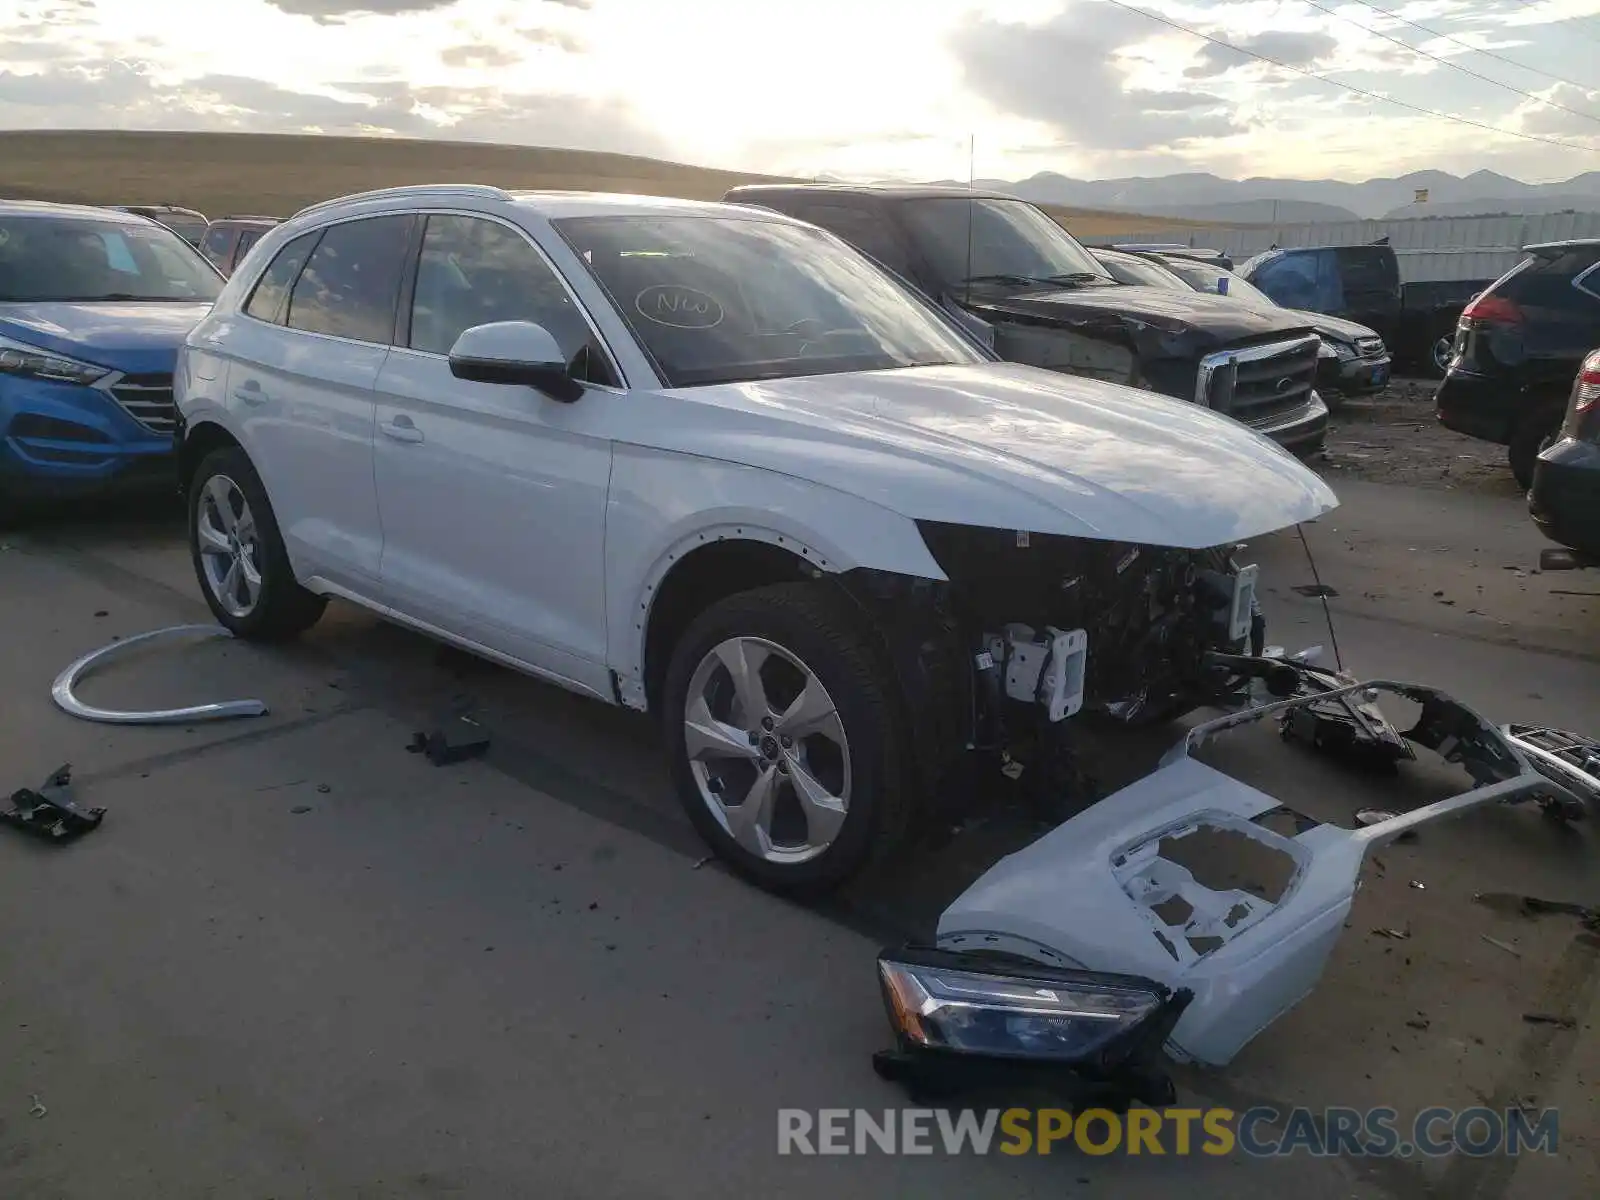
[0,59,669,157]
[512,27,585,52]
[1515,81,1600,139]
[952,3,1243,152]
[439,43,522,67]
[1184,30,1338,79]
[264,1,457,22]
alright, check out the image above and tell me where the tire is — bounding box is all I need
[661,582,909,896]
[1509,412,1559,491]
[188,446,326,640]
[1430,334,1454,379]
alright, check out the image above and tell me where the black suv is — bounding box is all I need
[1435,240,1600,487]
[723,184,1327,455]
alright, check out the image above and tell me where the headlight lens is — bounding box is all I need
[1317,340,1338,361]
[878,952,1166,1062]
[0,335,111,386]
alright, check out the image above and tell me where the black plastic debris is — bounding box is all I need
[407,716,491,766]
[1473,891,1600,930]
[1523,1012,1577,1029]
[3,765,104,843]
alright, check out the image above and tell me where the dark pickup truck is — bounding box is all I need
[1238,243,1489,377]
[723,184,1327,455]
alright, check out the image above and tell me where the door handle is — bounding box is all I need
[232,380,266,405]
[380,416,424,444]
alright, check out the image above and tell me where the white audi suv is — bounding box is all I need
[175,184,1337,894]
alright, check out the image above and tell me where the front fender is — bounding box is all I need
[605,444,947,708]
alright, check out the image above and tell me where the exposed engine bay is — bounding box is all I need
[915,521,1262,730]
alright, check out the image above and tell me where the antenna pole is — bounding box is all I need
[963,134,975,306]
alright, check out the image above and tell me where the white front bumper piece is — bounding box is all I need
[933,680,1578,1067]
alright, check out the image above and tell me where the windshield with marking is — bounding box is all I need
[555,213,986,387]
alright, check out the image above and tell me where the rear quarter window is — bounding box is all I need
[1502,248,1600,309]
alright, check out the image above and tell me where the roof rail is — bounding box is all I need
[292,184,513,219]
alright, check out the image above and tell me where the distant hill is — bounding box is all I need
[1124,199,1361,224]
[961,168,1600,222]
[0,130,1195,238]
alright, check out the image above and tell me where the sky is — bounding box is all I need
[3,0,1600,183]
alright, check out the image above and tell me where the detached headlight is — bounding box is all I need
[876,947,1180,1063]
[0,335,112,386]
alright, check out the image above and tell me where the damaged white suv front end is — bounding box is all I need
[876,681,1583,1102]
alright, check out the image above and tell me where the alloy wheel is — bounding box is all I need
[195,474,263,619]
[682,636,852,865]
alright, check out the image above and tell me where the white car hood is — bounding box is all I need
[654,362,1337,549]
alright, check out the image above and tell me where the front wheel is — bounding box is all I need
[188,446,326,640]
[661,583,909,896]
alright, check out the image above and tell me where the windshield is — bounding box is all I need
[1162,257,1279,309]
[157,215,209,244]
[1094,252,1188,290]
[554,213,987,388]
[0,216,222,302]
[896,197,1112,290]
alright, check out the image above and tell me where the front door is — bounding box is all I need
[372,212,618,696]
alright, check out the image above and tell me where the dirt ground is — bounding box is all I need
[1322,378,1523,498]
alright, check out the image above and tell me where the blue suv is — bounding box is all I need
[0,201,222,508]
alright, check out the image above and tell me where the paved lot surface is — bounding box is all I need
[1,465,1597,1199]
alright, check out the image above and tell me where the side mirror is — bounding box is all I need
[447,321,585,403]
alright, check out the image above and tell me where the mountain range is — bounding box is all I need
[927,168,1600,223]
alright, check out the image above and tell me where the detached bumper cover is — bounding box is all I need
[936,681,1576,1067]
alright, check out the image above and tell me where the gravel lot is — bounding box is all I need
[1,403,1596,1198]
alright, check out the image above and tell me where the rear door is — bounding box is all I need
[1332,246,1402,332]
[225,214,414,589]
[1500,247,1600,385]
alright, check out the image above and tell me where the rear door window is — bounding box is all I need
[1335,247,1399,295]
[285,215,414,344]
[244,231,320,325]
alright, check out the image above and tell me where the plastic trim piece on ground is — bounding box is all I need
[51,624,269,726]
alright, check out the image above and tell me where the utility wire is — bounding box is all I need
[1298,0,1600,128]
[1345,0,1600,95]
[1098,0,1600,153]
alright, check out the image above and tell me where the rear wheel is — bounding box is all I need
[662,582,909,896]
[188,446,326,640]
[1430,334,1454,378]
